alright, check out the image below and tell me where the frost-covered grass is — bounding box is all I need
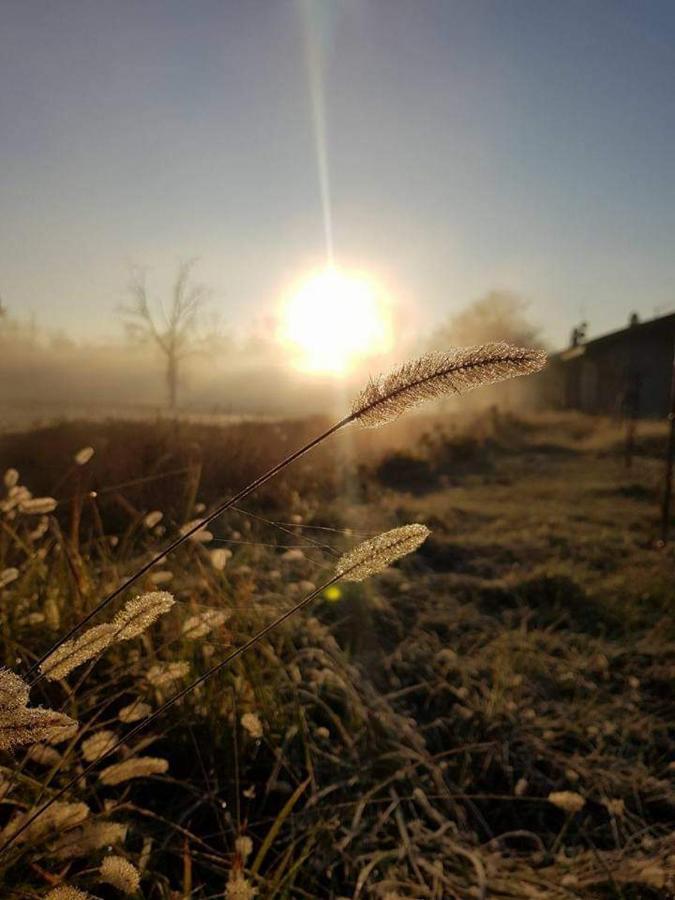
[0,410,673,898]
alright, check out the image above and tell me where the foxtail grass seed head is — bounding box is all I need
[0,567,19,589]
[226,875,258,899]
[99,756,169,786]
[180,519,213,542]
[111,591,175,641]
[210,547,232,570]
[182,608,230,639]
[241,712,263,739]
[41,623,117,680]
[144,509,163,528]
[0,667,30,710]
[52,820,128,859]
[26,743,62,767]
[45,886,92,900]
[146,661,189,688]
[235,835,254,860]
[81,730,118,762]
[74,446,95,465]
[2,800,89,845]
[149,569,173,585]
[335,524,430,581]
[3,468,19,488]
[99,855,141,895]
[18,495,58,514]
[351,343,547,428]
[118,701,152,723]
[548,790,586,814]
[0,708,78,751]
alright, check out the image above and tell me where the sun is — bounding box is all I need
[279,267,393,374]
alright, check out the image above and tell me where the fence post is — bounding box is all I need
[660,341,675,544]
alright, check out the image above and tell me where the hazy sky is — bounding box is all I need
[2,0,674,349]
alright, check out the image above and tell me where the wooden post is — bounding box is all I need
[624,372,639,470]
[660,341,675,544]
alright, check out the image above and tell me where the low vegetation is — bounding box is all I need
[0,384,673,896]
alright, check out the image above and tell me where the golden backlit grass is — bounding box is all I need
[0,406,672,897]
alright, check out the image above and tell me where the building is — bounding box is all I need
[548,312,675,418]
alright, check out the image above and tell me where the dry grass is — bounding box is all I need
[0,405,673,898]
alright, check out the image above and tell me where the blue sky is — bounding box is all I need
[1,0,674,348]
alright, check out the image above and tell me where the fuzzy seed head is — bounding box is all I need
[0,567,19,589]
[74,446,95,465]
[45,887,92,900]
[182,608,230,639]
[335,524,430,581]
[144,509,163,528]
[3,800,89,845]
[3,468,19,488]
[41,623,116,680]
[226,875,258,899]
[351,343,547,428]
[118,701,152,723]
[0,707,78,752]
[26,743,62,767]
[146,661,189,688]
[99,855,141,895]
[0,667,30,710]
[81,730,118,762]
[52,820,128,859]
[111,591,175,641]
[210,547,232,570]
[19,496,58,514]
[99,756,169,786]
[241,712,263,739]
[548,790,586,814]
[235,835,254,860]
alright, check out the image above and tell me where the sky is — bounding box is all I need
[1,0,675,351]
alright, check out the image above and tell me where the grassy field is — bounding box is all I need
[0,410,673,898]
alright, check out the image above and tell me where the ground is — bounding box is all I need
[0,410,673,898]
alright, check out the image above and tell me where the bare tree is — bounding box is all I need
[121,260,210,410]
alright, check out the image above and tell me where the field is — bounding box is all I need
[0,410,673,899]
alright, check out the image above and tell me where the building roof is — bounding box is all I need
[557,311,675,361]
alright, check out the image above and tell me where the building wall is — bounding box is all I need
[552,317,675,418]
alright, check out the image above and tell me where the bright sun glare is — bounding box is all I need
[280,268,393,375]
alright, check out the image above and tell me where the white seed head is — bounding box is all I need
[111,591,175,641]
[99,756,168,786]
[3,468,19,488]
[81,730,118,762]
[41,624,116,681]
[118,700,152,723]
[144,510,163,528]
[74,446,95,465]
[351,343,547,428]
[18,496,58,514]
[99,855,140,895]
[182,608,230,639]
[335,524,430,581]
[548,790,586,814]
[0,568,19,589]
[145,661,189,688]
[0,707,78,752]
[241,712,263,739]
[0,667,30,710]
